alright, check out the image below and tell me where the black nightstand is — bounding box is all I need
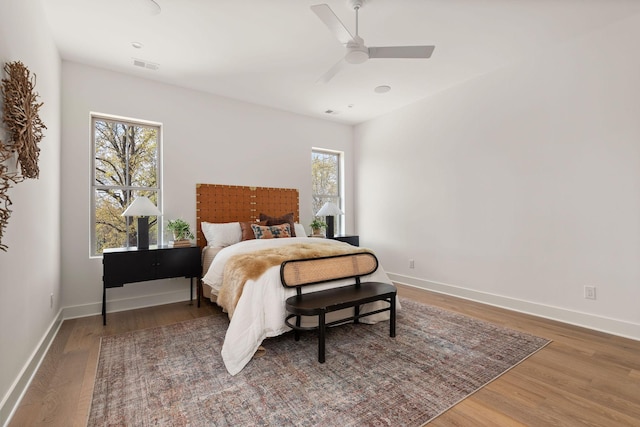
[102,245,201,324]
[331,235,359,247]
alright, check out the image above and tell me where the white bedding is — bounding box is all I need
[201,237,397,375]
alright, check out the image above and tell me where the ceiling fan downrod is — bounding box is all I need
[354,4,360,36]
[345,0,367,64]
[348,0,365,36]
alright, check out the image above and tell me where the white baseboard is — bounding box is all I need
[63,289,193,320]
[1,309,64,427]
[388,272,640,341]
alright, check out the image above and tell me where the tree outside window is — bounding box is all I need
[312,149,342,235]
[92,116,161,255]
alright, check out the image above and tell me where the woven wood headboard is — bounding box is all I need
[195,184,299,248]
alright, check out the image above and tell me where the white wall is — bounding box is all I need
[355,14,640,339]
[60,62,354,316]
[0,0,62,423]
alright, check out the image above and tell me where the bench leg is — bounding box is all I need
[354,304,360,324]
[390,295,396,338]
[318,312,326,363]
[295,315,301,341]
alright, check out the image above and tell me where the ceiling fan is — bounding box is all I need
[311,0,435,84]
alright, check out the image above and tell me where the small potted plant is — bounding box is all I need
[167,219,194,243]
[309,218,327,237]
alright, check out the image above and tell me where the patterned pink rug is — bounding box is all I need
[88,298,549,426]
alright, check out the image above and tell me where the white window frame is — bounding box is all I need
[91,113,162,256]
[312,148,344,235]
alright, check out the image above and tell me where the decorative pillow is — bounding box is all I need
[239,220,267,241]
[259,212,296,237]
[294,223,307,238]
[251,223,292,239]
[201,222,242,247]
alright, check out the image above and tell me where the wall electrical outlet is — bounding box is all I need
[409,259,415,269]
[50,293,54,308]
[584,286,596,300]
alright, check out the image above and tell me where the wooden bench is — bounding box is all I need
[280,252,397,363]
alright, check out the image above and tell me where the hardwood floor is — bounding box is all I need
[8,285,640,426]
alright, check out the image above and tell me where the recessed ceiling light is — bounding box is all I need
[131,42,143,49]
[148,0,161,15]
[134,0,161,15]
[374,85,391,94]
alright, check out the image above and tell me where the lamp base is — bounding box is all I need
[325,216,335,239]
[137,217,150,249]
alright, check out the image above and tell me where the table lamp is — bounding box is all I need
[122,196,162,249]
[316,202,344,239]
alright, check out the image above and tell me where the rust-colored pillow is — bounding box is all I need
[240,220,267,241]
[259,212,296,237]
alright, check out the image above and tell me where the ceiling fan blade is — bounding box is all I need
[310,4,355,45]
[316,58,348,84]
[368,45,435,59]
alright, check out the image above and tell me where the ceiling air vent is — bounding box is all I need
[132,58,159,71]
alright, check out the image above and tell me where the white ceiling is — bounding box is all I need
[42,0,640,124]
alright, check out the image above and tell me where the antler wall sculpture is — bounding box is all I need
[0,61,46,251]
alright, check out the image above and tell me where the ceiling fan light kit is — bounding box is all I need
[311,1,435,83]
[345,43,369,64]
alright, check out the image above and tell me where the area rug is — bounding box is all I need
[88,298,550,426]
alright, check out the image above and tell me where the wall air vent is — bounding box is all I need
[132,58,159,71]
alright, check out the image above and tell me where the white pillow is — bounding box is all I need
[201,222,242,247]
[294,223,307,237]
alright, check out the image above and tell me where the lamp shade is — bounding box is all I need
[316,202,343,217]
[122,196,161,217]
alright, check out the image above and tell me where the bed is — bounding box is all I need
[196,184,397,375]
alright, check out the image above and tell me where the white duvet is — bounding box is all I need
[201,237,397,375]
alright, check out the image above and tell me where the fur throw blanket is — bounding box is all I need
[218,242,369,318]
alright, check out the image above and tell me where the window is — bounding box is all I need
[311,149,343,235]
[92,115,161,256]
